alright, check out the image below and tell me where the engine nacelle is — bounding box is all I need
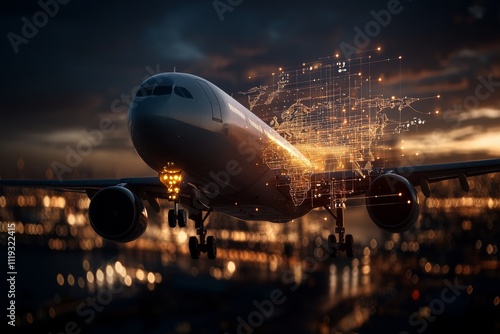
[366,174,419,233]
[88,186,148,242]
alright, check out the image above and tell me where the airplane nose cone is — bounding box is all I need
[128,96,172,166]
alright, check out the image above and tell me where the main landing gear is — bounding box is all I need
[188,208,217,259]
[324,201,355,258]
[168,203,217,259]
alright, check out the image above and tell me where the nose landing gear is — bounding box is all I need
[159,165,217,259]
[168,201,187,227]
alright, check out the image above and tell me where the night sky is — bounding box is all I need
[1,0,499,179]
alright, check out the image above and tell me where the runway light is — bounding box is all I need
[155,273,162,284]
[106,264,114,276]
[227,261,236,273]
[86,271,94,283]
[147,272,155,284]
[136,269,145,281]
[56,274,64,286]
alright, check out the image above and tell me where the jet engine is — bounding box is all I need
[365,174,419,233]
[88,186,148,242]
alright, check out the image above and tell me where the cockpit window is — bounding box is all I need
[153,85,172,96]
[135,85,172,97]
[174,86,193,99]
[135,86,153,97]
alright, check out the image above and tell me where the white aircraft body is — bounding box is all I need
[2,72,500,259]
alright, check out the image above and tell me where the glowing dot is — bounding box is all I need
[86,271,94,283]
[136,269,145,281]
[82,259,90,271]
[115,261,123,273]
[411,289,420,300]
[96,269,104,282]
[67,274,75,286]
[227,261,236,273]
[56,274,64,286]
[147,272,155,284]
[155,273,162,284]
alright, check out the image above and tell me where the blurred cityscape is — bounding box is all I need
[2,172,500,333]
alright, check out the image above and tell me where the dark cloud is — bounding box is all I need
[1,0,499,178]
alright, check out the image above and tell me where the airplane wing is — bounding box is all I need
[2,159,500,198]
[0,177,171,201]
[384,158,500,196]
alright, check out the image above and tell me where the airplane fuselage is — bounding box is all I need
[128,73,313,222]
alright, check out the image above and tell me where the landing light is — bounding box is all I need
[159,165,182,198]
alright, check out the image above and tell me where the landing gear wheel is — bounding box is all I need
[188,208,217,259]
[324,204,356,258]
[327,234,338,258]
[168,208,187,228]
[345,234,354,258]
[207,236,217,259]
[177,209,187,227]
[189,236,200,259]
[168,209,177,227]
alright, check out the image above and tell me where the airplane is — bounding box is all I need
[1,72,500,260]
